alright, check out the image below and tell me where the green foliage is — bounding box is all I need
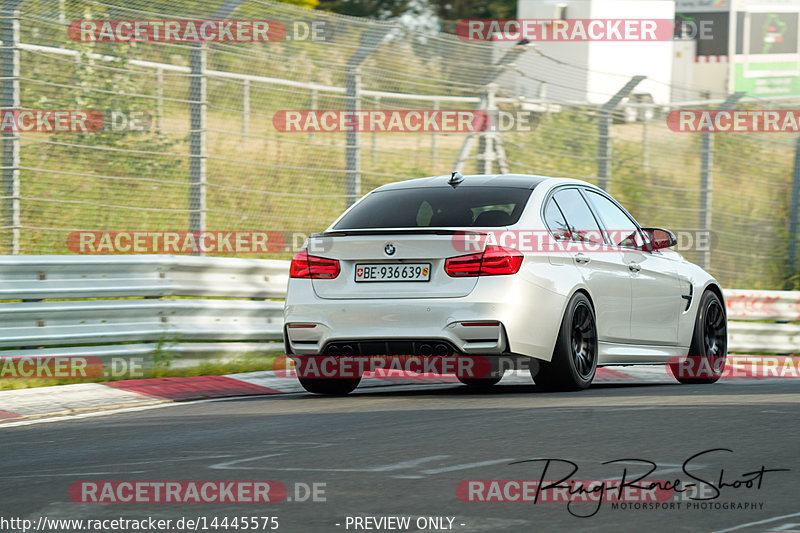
[96,0,320,15]
[502,110,597,179]
[316,0,516,30]
[31,40,182,180]
[316,0,408,19]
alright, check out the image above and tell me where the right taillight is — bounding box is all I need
[445,245,523,277]
[289,249,340,279]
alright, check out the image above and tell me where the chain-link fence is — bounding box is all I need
[1,0,799,290]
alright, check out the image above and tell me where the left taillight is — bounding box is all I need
[445,245,523,277]
[289,248,340,279]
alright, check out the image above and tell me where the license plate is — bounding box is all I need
[354,263,431,282]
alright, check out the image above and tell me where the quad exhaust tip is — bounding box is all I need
[322,341,454,357]
[434,343,450,356]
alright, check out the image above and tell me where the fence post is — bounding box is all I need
[156,67,164,133]
[185,0,245,235]
[642,113,648,171]
[788,136,800,288]
[189,44,207,235]
[371,96,379,166]
[1,0,22,254]
[454,92,488,173]
[241,79,250,145]
[345,67,361,206]
[699,92,745,271]
[597,75,645,192]
[477,84,497,174]
[344,26,391,207]
[698,128,713,271]
[308,87,317,143]
[431,100,438,169]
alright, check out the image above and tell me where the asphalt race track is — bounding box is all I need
[2,377,799,533]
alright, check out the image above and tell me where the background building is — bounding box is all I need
[678,0,800,97]
[510,0,676,103]
[507,0,800,102]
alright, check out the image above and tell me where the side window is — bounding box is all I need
[552,189,604,244]
[584,190,644,248]
[543,199,571,241]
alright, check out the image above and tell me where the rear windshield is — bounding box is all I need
[333,186,533,229]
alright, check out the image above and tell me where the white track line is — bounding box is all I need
[709,512,800,533]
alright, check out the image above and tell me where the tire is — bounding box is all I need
[669,290,727,385]
[298,376,361,396]
[532,292,597,391]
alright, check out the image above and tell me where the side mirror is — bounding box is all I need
[642,227,677,251]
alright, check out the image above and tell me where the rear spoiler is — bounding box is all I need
[314,229,485,238]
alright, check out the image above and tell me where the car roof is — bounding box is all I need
[372,174,594,192]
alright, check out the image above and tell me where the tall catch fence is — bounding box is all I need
[1,0,799,289]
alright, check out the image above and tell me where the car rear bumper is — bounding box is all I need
[283,276,567,360]
[285,298,508,355]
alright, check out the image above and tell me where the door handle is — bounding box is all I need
[574,253,590,264]
[628,262,641,272]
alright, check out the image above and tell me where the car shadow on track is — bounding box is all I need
[324,381,679,399]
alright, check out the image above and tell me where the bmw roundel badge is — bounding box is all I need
[384,243,396,256]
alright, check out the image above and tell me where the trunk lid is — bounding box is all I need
[308,230,480,299]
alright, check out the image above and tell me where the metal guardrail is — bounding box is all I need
[0,255,288,362]
[725,289,800,354]
[0,256,795,361]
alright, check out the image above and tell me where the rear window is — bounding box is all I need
[333,187,534,229]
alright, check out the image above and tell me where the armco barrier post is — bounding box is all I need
[0,0,22,254]
[597,75,645,192]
